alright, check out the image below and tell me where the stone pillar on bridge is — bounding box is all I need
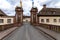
[15,7,23,25]
[30,7,38,25]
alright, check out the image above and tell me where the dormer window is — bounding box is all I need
[53,12,55,14]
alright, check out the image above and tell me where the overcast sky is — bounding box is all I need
[0,0,60,16]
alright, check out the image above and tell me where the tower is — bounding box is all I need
[30,0,38,25]
[15,0,23,25]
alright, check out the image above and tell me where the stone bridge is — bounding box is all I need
[3,22,56,40]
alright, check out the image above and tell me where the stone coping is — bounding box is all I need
[37,26,60,40]
[0,27,18,40]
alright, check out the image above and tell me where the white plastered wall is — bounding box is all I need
[23,18,30,22]
[39,17,60,26]
[0,17,14,25]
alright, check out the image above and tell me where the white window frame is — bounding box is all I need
[0,19,4,23]
[7,19,11,23]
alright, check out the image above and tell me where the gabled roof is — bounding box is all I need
[23,16,30,18]
[38,8,60,16]
[0,9,7,16]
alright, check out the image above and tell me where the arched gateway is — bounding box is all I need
[15,0,38,25]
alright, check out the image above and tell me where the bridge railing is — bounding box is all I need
[39,23,60,32]
[0,23,21,31]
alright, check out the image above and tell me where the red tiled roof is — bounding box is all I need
[38,8,60,16]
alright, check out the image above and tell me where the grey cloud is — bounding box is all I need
[6,0,20,5]
[1,0,60,16]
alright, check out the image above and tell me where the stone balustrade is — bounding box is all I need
[0,23,21,31]
[39,23,60,32]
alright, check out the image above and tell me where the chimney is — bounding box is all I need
[43,4,46,9]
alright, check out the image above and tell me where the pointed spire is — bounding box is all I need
[32,0,34,7]
[20,0,22,7]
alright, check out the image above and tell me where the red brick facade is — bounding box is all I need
[15,7,23,25]
[30,7,38,25]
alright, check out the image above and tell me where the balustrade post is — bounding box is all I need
[2,26,4,31]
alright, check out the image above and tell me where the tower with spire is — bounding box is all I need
[15,0,23,26]
[30,0,38,25]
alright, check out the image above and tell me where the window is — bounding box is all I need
[54,19,57,22]
[7,19,11,23]
[59,19,60,22]
[41,19,44,22]
[46,19,49,22]
[0,19,3,23]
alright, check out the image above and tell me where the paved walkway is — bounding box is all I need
[36,26,60,40]
[3,22,51,40]
[0,27,18,40]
